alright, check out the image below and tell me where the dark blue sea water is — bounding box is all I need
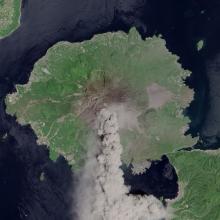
[122,155,178,204]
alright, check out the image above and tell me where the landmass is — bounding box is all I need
[0,0,21,37]
[168,151,220,220]
[6,28,195,166]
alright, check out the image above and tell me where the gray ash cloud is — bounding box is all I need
[73,109,169,220]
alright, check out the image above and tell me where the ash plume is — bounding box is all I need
[73,108,170,220]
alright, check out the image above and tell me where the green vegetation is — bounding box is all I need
[169,151,220,220]
[6,28,196,166]
[0,0,21,37]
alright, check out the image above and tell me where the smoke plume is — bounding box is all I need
[74,108,169,220]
